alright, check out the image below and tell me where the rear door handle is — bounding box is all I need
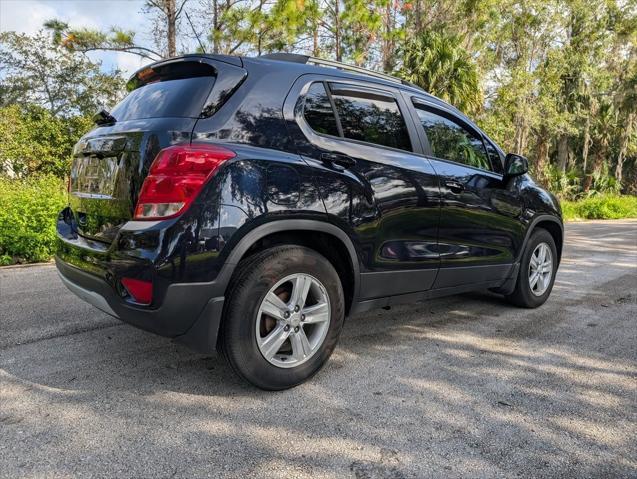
[321,152,356,169]
[445,180,465,192]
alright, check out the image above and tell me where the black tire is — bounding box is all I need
[506,228,558,308]
[219,245,345,390]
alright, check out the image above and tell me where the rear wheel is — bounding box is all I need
[220,245,345,390]
[506,228,557,308]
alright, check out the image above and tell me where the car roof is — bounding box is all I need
[243,55,468,117]
[133,53,477,130]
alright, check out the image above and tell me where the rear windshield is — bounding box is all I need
[111,62,215,121]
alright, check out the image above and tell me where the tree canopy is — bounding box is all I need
[0,0,635,195]
[0,31,125,117]
[0,30,124,177]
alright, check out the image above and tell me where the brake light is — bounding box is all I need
[121,277,153,305]
[134,144,235,220]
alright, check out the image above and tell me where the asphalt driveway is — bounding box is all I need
[1,220,636,478]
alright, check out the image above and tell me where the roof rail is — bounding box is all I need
[259,52,419,89]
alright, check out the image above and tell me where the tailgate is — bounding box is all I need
[68,57,246,243]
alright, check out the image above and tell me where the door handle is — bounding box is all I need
[321,152,356,169]
[445,180,465,192]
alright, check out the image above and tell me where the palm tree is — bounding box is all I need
[399,31,482,114]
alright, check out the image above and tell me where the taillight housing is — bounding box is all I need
[134,144,235,220]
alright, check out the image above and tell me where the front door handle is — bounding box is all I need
[321,152,356,169]
[445,180,465,192]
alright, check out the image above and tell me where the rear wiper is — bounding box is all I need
[93,109,117,126]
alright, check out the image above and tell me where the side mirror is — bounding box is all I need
[504,153,528,177]
[93,108,116,126]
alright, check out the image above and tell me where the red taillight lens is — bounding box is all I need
[121,277,153,305]
[134,144,235,220]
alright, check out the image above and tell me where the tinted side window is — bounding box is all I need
[303,82,339,136]
[484,139,504,174]
[415,107,491,171]
[330,85,411,151]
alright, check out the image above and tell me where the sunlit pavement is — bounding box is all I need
[1,220,635,478]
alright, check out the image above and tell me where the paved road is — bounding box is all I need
[1,220,636,478]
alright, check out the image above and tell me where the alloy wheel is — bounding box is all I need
[255,273,331,368]
[528,242,553,296]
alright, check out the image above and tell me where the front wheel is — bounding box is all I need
[506,228,558,308]
[220,245,345,390]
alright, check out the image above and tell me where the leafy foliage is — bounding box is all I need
[37,0,637,200]
[0,31,125,117]
[44,18,163,60]
[399,31,482,114]
[0,105,92,178]
[561,195,637,220]
[0,176,67,264]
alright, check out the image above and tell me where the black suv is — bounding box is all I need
[56,53,563,389]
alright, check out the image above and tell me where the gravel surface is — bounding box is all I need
[1,220,636,478]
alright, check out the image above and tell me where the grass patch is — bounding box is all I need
[0,176,67,265]
[562,195,637,221]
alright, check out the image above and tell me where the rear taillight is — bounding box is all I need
[134,144,235,220]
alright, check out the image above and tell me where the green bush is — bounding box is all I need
[0,176,67,264]
[0,105,92,178]
[562,195,637,221]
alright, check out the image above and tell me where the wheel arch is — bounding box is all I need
[522,215,564,264]
[220,220,361,314]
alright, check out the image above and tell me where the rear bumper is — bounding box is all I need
[55,257,225,354]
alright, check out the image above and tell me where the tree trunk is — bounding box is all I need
[585,139,608,192]
[166,0,177,57]
[535,127,550,185]
[582,115,591,173]
[615,112,635,187]
[381,2,393,72]
[513,114,528,155]
[212,0,219,54]
[312,19,319,57]
[415,0,422,34]
[557,135,569,172]
[334,0,341,61]
[584,152,603,192]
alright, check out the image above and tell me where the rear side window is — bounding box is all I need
[301,81,412,152]
[330,85,411,151]
[111,63,215,121]
[415,106,491,171]
[303,82,339,136]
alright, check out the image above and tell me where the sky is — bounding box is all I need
[0,0,180,77]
